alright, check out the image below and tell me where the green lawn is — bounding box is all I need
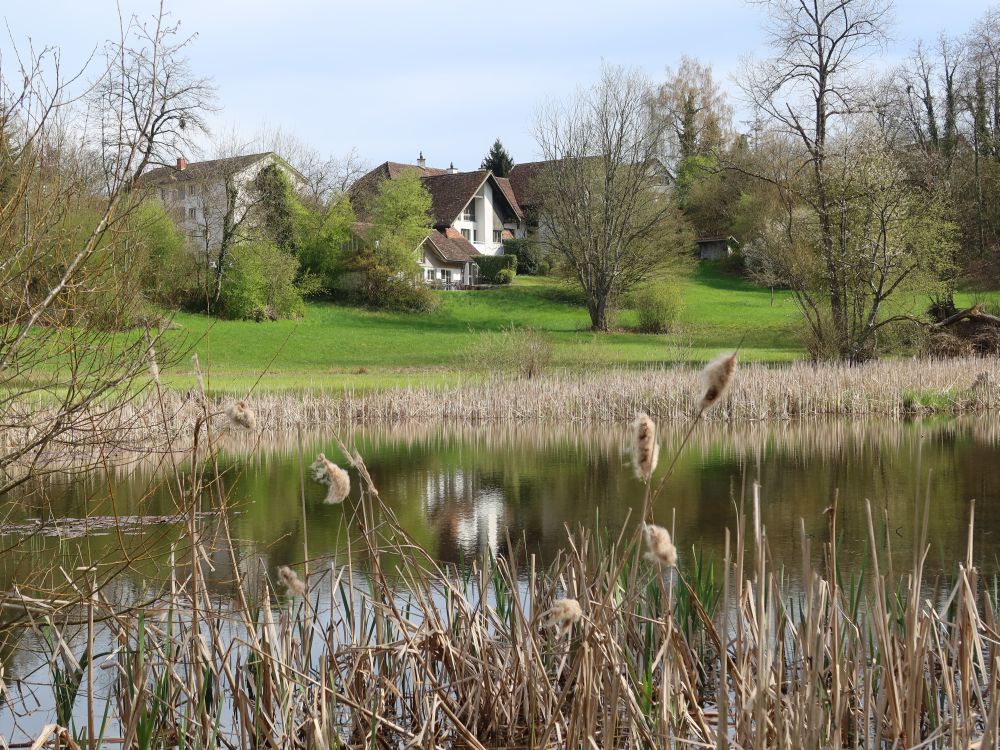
[160,263,805,392]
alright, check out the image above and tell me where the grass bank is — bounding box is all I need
[160,264,808,392]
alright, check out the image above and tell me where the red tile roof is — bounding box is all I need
[423,230,481,263]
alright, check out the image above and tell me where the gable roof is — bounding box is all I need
[493,176,523,219]
[139,152,277,186]
[422,229,481,263]
[421,170,491,227]
[351,162,524,226]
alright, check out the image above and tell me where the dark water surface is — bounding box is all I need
[4,417,1000,595]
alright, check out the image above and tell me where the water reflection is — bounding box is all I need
[3,417,1000,602]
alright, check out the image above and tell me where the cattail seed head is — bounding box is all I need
[546,598,583,637]
[699,352,738,411]
[643,523,678,567]
[310,453,351,504]
[225,400,257,430]
[631,413,659,481]
[277,565,307,597]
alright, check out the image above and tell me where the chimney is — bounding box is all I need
[176,157,187,171]
[417,151,426,168]
[447,162,458,175]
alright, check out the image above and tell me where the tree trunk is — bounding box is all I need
[588,293,610,331]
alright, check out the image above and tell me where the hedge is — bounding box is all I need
[476,254,517,283]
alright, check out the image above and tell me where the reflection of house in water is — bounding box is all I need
[423,469,507,559]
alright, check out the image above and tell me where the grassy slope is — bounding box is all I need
[160,263,1000,393]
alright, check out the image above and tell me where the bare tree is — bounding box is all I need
[0,3,213,494]
[90,2,215,186]
[534,65,693,331]
[652,56,733,171]
[256,125,368,206]
[742,0,893,359]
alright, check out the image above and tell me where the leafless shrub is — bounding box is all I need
[465,325,553,379]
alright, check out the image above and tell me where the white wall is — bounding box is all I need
[417,246,469,284]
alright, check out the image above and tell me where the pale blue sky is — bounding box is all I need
[2,1,995,169]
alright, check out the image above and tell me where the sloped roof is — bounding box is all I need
[422,229,481,263]
[351,162,523,226]
[507,160,550,208]
[493,176,523,219]
[139,152,274,186]
[350,161,447,219]
[421,170,492,227]
[508,156,667,209]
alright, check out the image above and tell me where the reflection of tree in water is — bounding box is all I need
[6,417,1000,597]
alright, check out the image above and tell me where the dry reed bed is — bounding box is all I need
[226,356,1000,427]
[3,358,997,473]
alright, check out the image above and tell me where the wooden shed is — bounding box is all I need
[696,236,739,260]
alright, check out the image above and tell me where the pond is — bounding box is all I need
[4,417,1000,597]
[3,416,1000,741]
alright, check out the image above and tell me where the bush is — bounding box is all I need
[131,201,199,307]
[874,319,929,357]
[360,272,440,312]
[536,260,551,276]
[477,254,517,283]
[503,238,546,275]
[220,242,306,321]
[495,267,515,285]
[465,325,552,378]
[630,282,684,333]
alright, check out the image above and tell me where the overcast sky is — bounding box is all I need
[2,1,995,171]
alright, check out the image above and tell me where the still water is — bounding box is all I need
[4,417,1000,596]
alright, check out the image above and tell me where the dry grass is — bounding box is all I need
[3,359,997,476]
[223,356,1000,427]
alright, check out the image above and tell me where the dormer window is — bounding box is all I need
[461,201,476,223]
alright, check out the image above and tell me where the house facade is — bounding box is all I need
[350,154,527,286]
[140,152,304,253]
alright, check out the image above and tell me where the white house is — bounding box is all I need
[140,152,305,253]
[350,154,527,287]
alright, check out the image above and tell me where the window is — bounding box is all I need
[493,229,503,243]
[187,207,197,220]
[461,201,476,222]
[425,269,434,280]
[460,228,471,241]
[174,187,184,201]
[441,269,452,282]
[473,229,479,243]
